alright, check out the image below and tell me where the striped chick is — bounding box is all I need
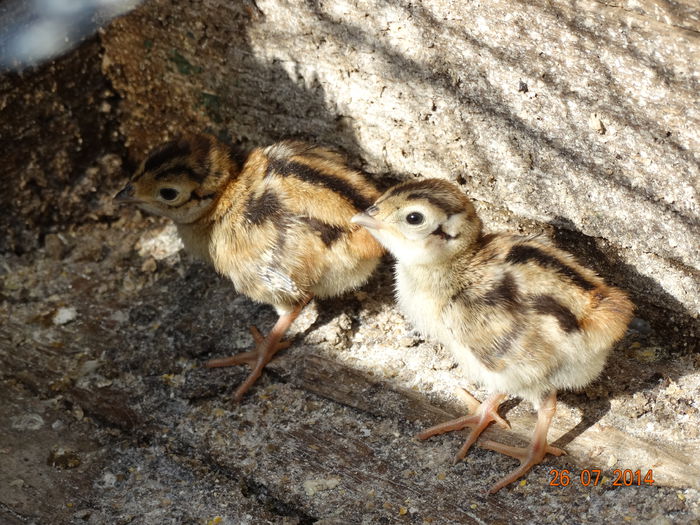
[116,133,384,401]
[352,178,633,493]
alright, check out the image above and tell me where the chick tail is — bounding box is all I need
[579,285,635,349]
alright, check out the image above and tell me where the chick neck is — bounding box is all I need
[173,142,244,260]
[181,142,244,226]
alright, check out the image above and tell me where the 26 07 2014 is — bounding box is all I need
[549,469,655,487]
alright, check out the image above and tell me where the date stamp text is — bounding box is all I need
[549,469,655,487]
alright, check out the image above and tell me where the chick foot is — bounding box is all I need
[205,326,292,367]
[205,302,306,401]
[480,392,565,494]
[417,391,510,462]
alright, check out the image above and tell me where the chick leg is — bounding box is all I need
[480,392,565,494]
[205,327,292,368]
[205,301,307,401]
[417,392,510,463]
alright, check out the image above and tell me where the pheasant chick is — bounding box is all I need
[352,178,633,493]
[116,133,384,400]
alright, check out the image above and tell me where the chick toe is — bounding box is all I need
[482,393,565,493]
[417,393,509,461]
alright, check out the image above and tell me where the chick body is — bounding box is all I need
[116,134,383,400]
[182,141,381,311]
[352,178,633,492]
[396,232,628,405]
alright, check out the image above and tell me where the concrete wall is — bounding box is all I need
[101,0,699,344]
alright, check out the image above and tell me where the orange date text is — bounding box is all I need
[548,469,655,487]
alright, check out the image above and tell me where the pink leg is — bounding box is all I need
[481,391,565,494]
[205,301,308,401]
[418,392,510,463]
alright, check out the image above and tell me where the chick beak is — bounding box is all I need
[114,183,137,203]
[351,211,383,230]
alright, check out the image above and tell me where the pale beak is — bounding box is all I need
[351,212,383,230]
[114,183,138,203]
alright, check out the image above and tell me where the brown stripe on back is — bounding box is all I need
[267,158,374,211]
[143,140,192,174]
[531,295,580,333]
[270,212,297,273]
[483,272,521,312]
[479,233,499,247]
[244,189,283,225]
[450,273,520,310]
[449,287,470,305]
[505,244,597,291]
[301,217,347,246]
[491,325,522,359]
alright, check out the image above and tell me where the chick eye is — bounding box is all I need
[159,188,179,201]
[406,211,424,225]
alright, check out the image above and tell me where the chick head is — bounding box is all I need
[352,178,482,265]
[115,134,234,224]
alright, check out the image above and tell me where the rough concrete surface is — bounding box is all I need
[99,0,699,341]
[1,0,700,523]
[1,184,700,523]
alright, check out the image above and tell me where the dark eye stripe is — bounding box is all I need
[170,192,216,208]
[267,158,374,211]
[430,225,458,240]
[190,192,216,202]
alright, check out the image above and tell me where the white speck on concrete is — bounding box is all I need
[10,413,45,431]
[302,477,341,496]
[53,306,77,325]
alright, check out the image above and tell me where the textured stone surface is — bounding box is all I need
[1,212,699,523]
[100,0,699,341]
[0,37,124,255]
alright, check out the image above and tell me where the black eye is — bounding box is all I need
[159,188,179,201]
[406,212,424,225]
